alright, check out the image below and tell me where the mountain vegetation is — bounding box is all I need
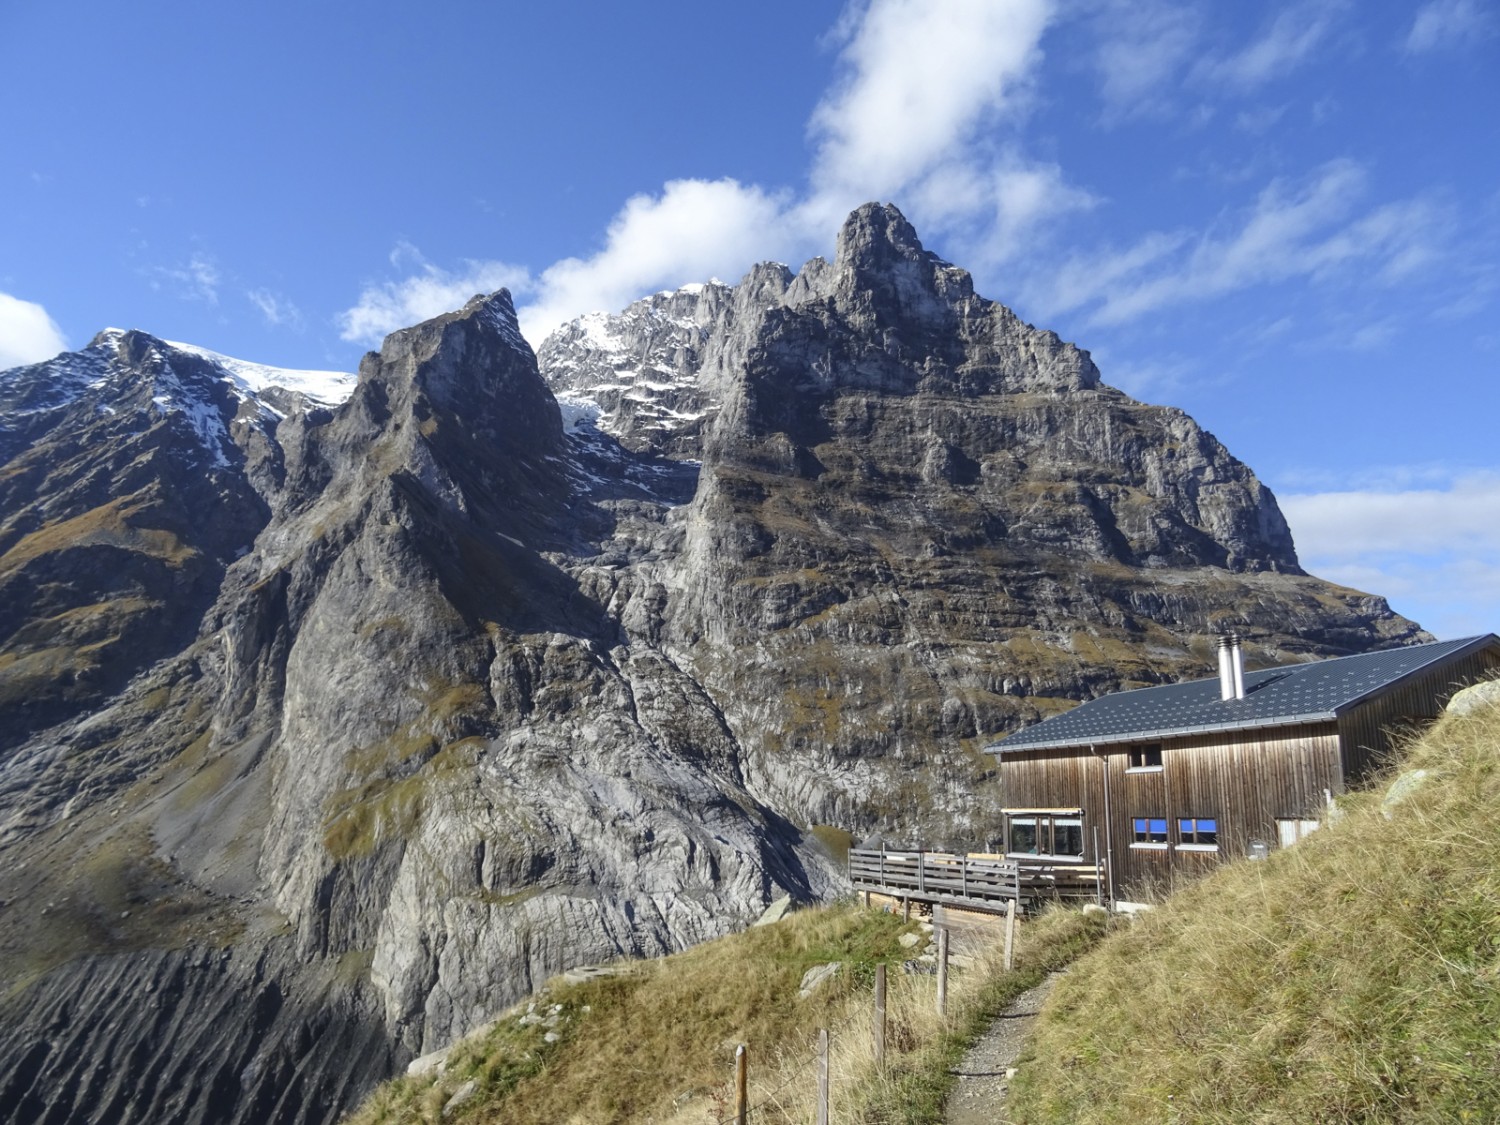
[346,901,1105,1125]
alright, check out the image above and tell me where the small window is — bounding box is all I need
[1132,817,1168,845]
[1127,744,1163,771]
[1178,817,1219,847]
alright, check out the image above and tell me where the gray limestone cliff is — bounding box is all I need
[0,205,1423,1125]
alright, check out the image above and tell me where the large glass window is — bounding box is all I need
[1006,813,1085,858]
[1052,817,1084,857]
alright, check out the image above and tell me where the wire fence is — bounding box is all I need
[703,1039,823,1125]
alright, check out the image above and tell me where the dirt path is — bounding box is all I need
[942,972,1061,1125]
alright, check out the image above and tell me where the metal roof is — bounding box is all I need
[988,634,1499,755]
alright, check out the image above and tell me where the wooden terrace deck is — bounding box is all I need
[847,848,1104,914]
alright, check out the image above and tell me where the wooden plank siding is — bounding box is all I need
[995,640,1499,904]
[1338,648,1500,779]
[1002,724,1342,901]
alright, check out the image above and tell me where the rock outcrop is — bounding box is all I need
[0,205,1424,1125]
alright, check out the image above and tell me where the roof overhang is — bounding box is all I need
[986,710,1340,755]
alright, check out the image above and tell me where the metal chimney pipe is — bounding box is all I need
[1230,633,1246,700]
[1217,635,1234,701]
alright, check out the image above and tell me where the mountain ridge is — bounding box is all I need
[0,202,1424,1125]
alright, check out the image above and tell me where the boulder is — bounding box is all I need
[1446,680,1500,717]
[753,894,796,927]
[798,961,841,999]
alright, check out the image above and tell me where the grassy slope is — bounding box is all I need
[346,901,1105,1125]
[1010,701,1500,1124]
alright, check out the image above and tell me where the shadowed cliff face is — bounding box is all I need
[0,207,1423,1125]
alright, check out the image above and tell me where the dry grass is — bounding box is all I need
[1010,700,1500,1123]
[344,900,1106,1125]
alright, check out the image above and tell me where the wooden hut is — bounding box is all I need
[986,634,1500,905]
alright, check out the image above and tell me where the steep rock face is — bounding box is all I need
[0,207,1423,1125]
[0,292,832,1125]
[543,203,1421,841]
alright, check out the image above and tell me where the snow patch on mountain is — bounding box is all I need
[162,338,355,409]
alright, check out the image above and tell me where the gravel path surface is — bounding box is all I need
[943,972,1061,1125]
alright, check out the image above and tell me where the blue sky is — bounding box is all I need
[2,1,1497,639]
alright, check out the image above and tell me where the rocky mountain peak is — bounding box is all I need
[363,288,553,439]
[833,200,931,274]
[821,200,975,329]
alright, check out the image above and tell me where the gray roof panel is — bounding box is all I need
[989,635,1498,754]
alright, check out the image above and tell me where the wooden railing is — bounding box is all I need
[847,848,1104,913]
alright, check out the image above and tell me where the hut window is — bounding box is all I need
[1132,817,1169,846]
[1127,744,1163,771]
[1177,818,1219,849]
[1006,814,1084,858]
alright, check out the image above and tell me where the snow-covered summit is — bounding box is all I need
[160,336,355,410]
[0,328,357,472]
[536,282,733,459]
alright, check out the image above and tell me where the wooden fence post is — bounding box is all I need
[734,1043,747,1125]
[1003,899,1017,972]
[936,928,949,1016]
[816,1028,830,1125]
[873,963,887,1070]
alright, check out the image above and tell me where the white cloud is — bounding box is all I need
[519,179,797,342]
[1234,103,1289,134]
[0,292,68,368]
[1032,161,1450,327]
[338,244,530,346]
[1088,0,1201,122]
[1281,469,1500,637]
[1280,472,1500,558]
[805,0,1053,216]
[247,288,302,329]
[1406,0,1494,52]
[341,0,1070,345]
[149,253,221,304]
[1196,2,1344,90]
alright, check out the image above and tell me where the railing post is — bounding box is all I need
[734,1044,748,1125]
[918,850,926,896]
[816,1028,830,1125]
[873,963,887,1071]
[936,928,949,1016]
